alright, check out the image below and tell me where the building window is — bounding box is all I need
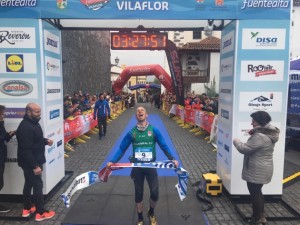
[193,30,202,40]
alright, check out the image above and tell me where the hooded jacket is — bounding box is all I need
[233,123,280,184]
[16,115,48,169]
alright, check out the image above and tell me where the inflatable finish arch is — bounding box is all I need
[112,64,173,94]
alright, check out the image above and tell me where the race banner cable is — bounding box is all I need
[61,161,189,207]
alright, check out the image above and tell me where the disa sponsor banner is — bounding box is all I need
[44,30,60,54]
[0,53,37,73]
[0,27,36,48]
[46,81,62,101]
[239,92,282,112]
[242,29,286,50]
[0,78,37,98]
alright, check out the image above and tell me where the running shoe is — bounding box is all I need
[22,205,36,217]
[137,220,144,225]
[35,210,55,221]
[148,213,158,225]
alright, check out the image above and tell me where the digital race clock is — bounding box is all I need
[111,32,168,50]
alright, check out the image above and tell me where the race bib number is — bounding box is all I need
[134,148,153,162]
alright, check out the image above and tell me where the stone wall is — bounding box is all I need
[61,30,111,96]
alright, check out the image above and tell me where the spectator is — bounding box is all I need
[16,103,55,221]
[0,105,15,213]
[107,107,178,225]
[233,111,280,225]
[93,93,111,140]
[63,96,79,119]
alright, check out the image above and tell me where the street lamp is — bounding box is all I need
[111,56,120,67]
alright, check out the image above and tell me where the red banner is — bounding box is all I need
[64,110,98,143]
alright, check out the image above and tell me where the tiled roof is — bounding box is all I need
[179,36,220,51]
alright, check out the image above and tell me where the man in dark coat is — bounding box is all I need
[0,105,15,213]
[16,103,56,221]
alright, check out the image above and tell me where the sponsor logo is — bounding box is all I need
[80,0,110,10]
[221,63,232,73]
[224,144,230,152]
[247,63,276,77]
[215,0,224,6]
[116,1,169,11]
[290,73,300,81]
[48,158,55,165]
[47,88,61,94]
[46,38,58,48]
[221,109,229,119]
[48,145,55,154]
[249,95,272,107]
[0,80,33,96]
[0,29,31,45]
[46,61,59,71]
[241,0,290,9]
[47,132,55,139]
[0,0,37,7]
[6,54,24,72]
[223,38,232,49]
[4,108,25,118]
[218,152,223,158]
[50,109,60,120]
[129,67,151,74]
[220,88,231,94]
[243,29,285,50]
[66,176,86,199]
[218,140,223,147]
[57,140,63,147]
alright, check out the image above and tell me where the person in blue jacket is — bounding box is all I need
[107,106,179,225]
[93,93,111,140]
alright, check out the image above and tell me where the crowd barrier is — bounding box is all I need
[64,101,125,147]
[163,101,218,148]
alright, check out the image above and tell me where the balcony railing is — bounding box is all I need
[182,69,209,83]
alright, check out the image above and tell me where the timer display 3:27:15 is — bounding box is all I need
[111,33,168,50]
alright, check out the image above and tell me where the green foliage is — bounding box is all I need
[204,76,218,98]
[153,78,161,84]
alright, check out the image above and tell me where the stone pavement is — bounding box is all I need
[0,103,299,225]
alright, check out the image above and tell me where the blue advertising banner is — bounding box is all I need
[0,0,291,20]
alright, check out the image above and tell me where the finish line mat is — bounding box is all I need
[62,176,208,225]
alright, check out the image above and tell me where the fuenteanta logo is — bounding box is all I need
[6,54,24,72]
[80,0,110,10]
[0,80,33,96]
[241,0,289,9]
[0,0,37,7]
